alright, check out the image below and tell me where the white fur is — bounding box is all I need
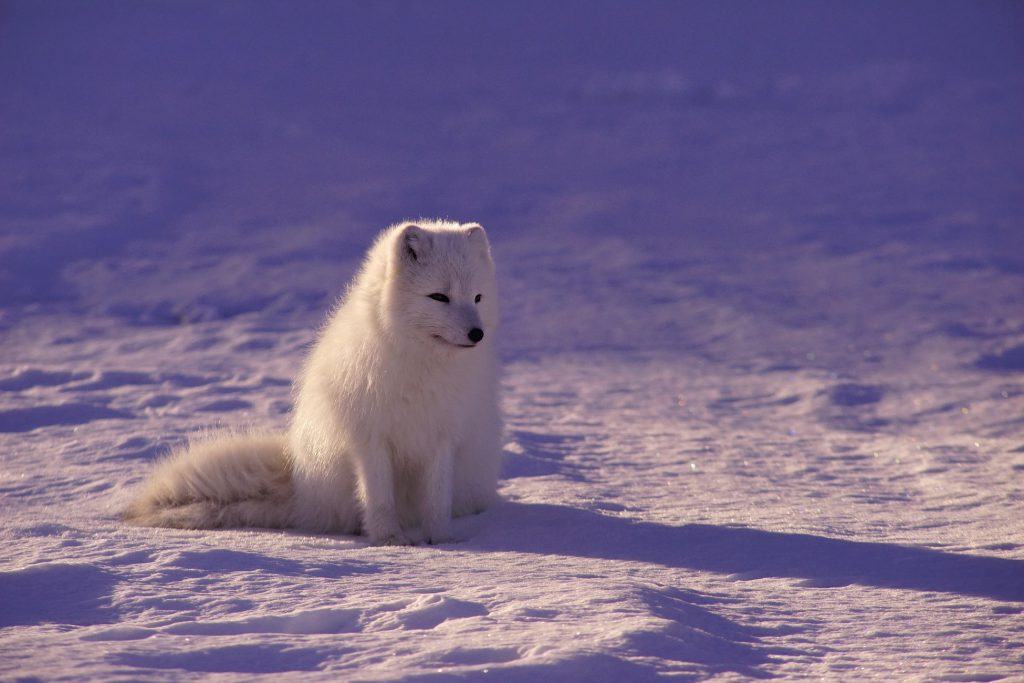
[124,220,503,545]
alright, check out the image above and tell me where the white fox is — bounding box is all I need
[124,220,503,545]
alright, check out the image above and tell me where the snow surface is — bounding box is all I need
[2,1,1024,679]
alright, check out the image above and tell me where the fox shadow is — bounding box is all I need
[468,503,1024,603]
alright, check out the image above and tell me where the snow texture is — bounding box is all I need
[2,1,1023,680]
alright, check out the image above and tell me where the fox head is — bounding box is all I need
[383,221,498,352]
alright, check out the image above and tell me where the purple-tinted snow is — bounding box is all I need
[1,1,1023,680]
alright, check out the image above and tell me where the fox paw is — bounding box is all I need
[422,527,454,545]
[425,535,453,546]
[372,530,412,546]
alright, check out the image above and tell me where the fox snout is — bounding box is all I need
[427,305,486,349]
[454,304,485,346]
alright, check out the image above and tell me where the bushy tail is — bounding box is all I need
[123,432,293,530]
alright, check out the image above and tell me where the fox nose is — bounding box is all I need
[467,328,484,344]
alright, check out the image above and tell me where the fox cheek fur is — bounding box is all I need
[123,220,504,546]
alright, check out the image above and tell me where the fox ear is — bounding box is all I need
[464,223,491,255]
[398,223,431,264]
[464,223,487,240]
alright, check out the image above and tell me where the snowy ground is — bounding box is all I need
[2,2,1023,680]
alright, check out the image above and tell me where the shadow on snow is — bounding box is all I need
[473,503,1024,603]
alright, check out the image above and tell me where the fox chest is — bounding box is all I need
[374,374,473,459]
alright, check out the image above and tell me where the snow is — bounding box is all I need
[2,1,1023,679]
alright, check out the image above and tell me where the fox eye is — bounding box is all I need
[474,294,482,303]
[427,293,450,303]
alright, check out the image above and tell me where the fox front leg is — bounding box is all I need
[353,442,410,546]
[418,449,454,545]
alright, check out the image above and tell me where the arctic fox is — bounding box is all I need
[124,220,503,545]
